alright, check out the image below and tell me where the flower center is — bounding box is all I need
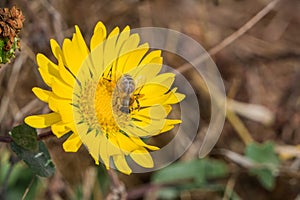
[93,78,118,135]
[94,77,130,136]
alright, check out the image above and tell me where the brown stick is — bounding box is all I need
[106,169,127,200]
[177,0,283,73]
[0,136,12,143]
[0,131,55,143]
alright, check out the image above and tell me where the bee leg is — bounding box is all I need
[135,98,141,111]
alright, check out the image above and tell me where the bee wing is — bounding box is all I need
[134,74,147,90]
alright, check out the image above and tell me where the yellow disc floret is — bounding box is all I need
[94,78,119,136]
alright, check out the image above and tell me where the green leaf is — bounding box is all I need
[157,188,178,200]
[10,124,38,151]
[152,158,228,186]
[245,142,280,190]
[10,141,55,177]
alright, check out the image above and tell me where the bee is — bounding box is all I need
[113,74,143,114]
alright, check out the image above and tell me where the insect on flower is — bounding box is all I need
[113,74,145,114]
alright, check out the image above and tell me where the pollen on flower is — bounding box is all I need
[94,77,127,136]
[73,70,132,139]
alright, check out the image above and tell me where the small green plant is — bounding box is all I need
[245,142,280,190]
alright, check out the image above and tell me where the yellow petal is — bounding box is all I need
[149,73,175,88]
[74,25,90,60]
[110,132,139,154]
[131,63,162,89]
[139,82,170,98]
[138,91,184,107]
[164,88,185,104]
[90,43,104,78]
[49,41,73,87]
[139,50,162,66]
[124,125,150,137]
[99,135,111,169]
[32,87,51,103]
[115,26,130,53]
[48,95,73,123]
[103,27,120,69]
[130,148,154,168]
[113,155,132,175]
[90,22,107,77]
[134,104,168,120]
[37,53,59,74]
[24,112,61,128]
[50,39,64,62]
[76,123,100,164]
[57,56,75,87]
[99,134,123,169]
[119,43,149,74]
[137,83,185,107]
[119,33,140,56]
[38,68,53,87]
[125,119,165,137]
[62,34,88,77]
[160,119,182,133]
[51,121,71,138]
[90,21,107,51]
[62,132,82,152]
[115,34,141,73]
[51,76,73,99]
[36,53,60,86]
[130,136,159,151]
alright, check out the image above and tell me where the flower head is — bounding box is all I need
[25,21,184,174]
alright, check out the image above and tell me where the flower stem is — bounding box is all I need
[0,136,12,143]
[0,131,55,143]
[37,131,55,141]
[106,169,127,200]
[0,156,18,199]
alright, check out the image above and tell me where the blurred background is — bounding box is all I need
[0,0,300,199]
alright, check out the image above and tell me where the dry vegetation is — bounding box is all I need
[0,0,300,199]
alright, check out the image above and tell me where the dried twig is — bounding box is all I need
[106,169,127,200]
[21,176,36,200]
[0,136,12,143]
[177,0,283,73]
[216,148,300,179]
[0,131,55,143]
[190,70,254,146]
[14,99,44,123]
[226,109,254,145]
[0,54,27,123]
[19,40,36,63]
[40,0,65,43]
[37,131,55,141]
[227,99,274,126]
[82,167,97,200]
[222,174,237,200]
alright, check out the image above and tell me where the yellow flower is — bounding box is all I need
[25,21,185,174]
